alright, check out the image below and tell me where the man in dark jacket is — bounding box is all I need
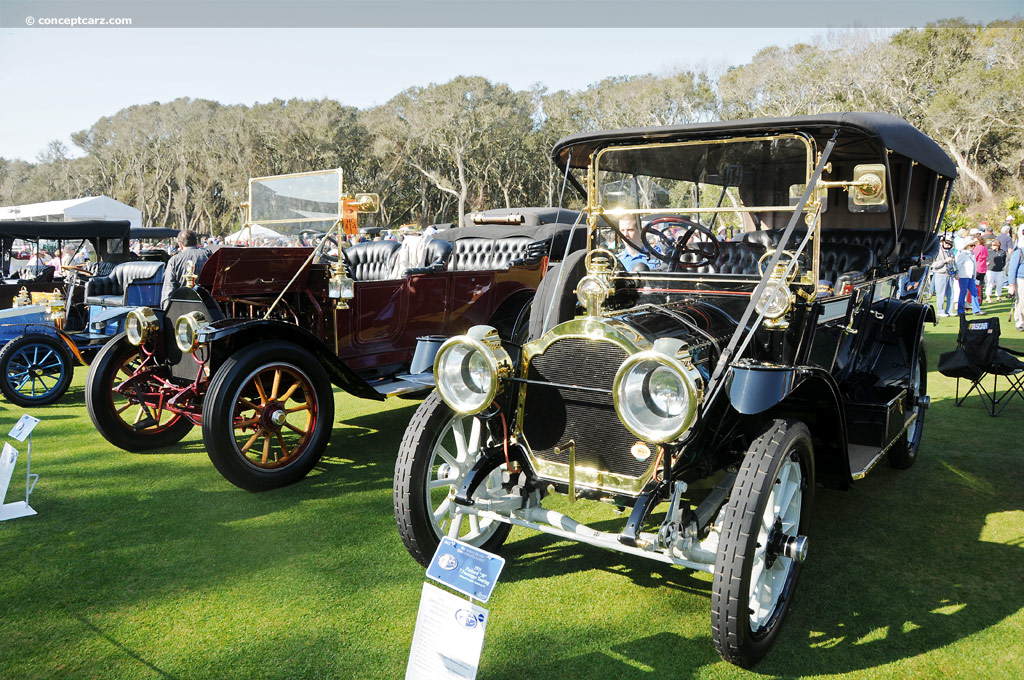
[160,230,210,304]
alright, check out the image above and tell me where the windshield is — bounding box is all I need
[591,135,817,277]
[244,169,343,246]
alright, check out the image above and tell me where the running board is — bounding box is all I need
[371,374,433,397]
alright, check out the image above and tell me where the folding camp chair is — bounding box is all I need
[938,314,1024,416]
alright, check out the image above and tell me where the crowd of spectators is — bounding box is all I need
[932,214,1024,330]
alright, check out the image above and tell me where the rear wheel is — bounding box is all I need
[202,341,334,492]
[86,333,194,451]
[890,343,927,469]
[394,392,512,566]
[0,334,74,407]
[712,419,814,668]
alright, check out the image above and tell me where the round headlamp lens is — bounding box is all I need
[126,307,158,346]
[614,353,699,444]
[436,342,493,414]
[755,282,792,320]
[126,314,143,345]
[174,312,206,353]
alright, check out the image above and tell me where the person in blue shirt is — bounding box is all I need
[616,214,660,271]
[1007,237,1024,331]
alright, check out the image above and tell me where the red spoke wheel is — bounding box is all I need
[86,333,194,451]
[202,341,334,492]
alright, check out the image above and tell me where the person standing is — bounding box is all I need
[1008,242,1024,331]
[985,239,1006,303]
[931,237,956,317]
[956,237,982,315]
[160,230,211,304]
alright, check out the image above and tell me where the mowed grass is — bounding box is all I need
[1,303,1022,680]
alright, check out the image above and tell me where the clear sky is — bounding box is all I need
[0,27,845,162]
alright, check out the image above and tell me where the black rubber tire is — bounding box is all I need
[527,247,588,341]
[202,341,334,492]
[711,419,814,668]
[394,391,512,567]
[86,333,194,451]
[0,333,75,407]
[890,343,927,469]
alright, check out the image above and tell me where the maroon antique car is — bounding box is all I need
[85,182,585,490]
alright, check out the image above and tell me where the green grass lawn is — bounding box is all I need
[1,304,1022,679]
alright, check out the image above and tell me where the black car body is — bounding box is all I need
[393,113,955,667]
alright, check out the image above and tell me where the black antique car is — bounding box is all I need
[0,220,167,406]
[393,113,954,667]
[85,169,585,492]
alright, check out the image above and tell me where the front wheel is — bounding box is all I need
[712,419,814,668]
[394,392,512,567]
[0,334,75,407]
[202,341,334,492]
[86,333,194,451]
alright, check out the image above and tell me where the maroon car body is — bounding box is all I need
[85,208,586,491]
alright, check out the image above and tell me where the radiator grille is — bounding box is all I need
[523,337,654,480]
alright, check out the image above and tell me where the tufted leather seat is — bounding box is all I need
[819,243,876,284]
[678,242,766,275]
[85,261,165,307]
[342,240,401,281]
[447,237,536,272]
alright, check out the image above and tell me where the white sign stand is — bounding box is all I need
[0,415,40,521]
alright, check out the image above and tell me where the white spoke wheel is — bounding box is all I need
[394,392,511,567]
[0,334,74,407]
[890,342,927,469]
[712,419,814,668]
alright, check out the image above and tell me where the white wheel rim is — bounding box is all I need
[748,456,803,631]
[906,358,922,442]
[425,414,504,546]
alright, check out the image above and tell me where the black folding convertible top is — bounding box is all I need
[552,112,957,180]
[0,220,132,240]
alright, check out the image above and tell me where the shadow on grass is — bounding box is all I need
[486,631,722,680]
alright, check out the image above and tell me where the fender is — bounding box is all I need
[727,362,852,488]
[3,323,87,365]
[197,318,384,401]
[848,298,932,388]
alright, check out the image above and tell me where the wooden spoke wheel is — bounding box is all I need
[86,333,194,451]
[203,342,334,492]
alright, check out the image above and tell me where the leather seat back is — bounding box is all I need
[679,241,766,275]
[820,242,876,283]
[343,240,401,281]
[85,260,165,306]
[448,237,535,272]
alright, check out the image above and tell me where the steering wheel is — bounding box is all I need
[61,264,94,277]
[641,217,720,270]
[313,233,340,264]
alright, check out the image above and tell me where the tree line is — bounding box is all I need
[1,20,1021,233]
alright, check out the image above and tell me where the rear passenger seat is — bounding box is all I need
[447,236,537,271]
[738,227,937,269]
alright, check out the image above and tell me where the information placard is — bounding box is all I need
[426,537,505,603]
[0,443,16,504]
[8,415,40,442]
[406,581,488,680]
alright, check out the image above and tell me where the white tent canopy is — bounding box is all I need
[224,224,283,243]
[0,196,142,229]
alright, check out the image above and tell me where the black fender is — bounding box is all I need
[198,318,384,401]
[852,298,933,389]
[727,363,852,489]
[487,288,535,342]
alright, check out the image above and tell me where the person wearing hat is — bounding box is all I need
[955,235,983,315]
[985,238,1006,303]
[931,236,956,316]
